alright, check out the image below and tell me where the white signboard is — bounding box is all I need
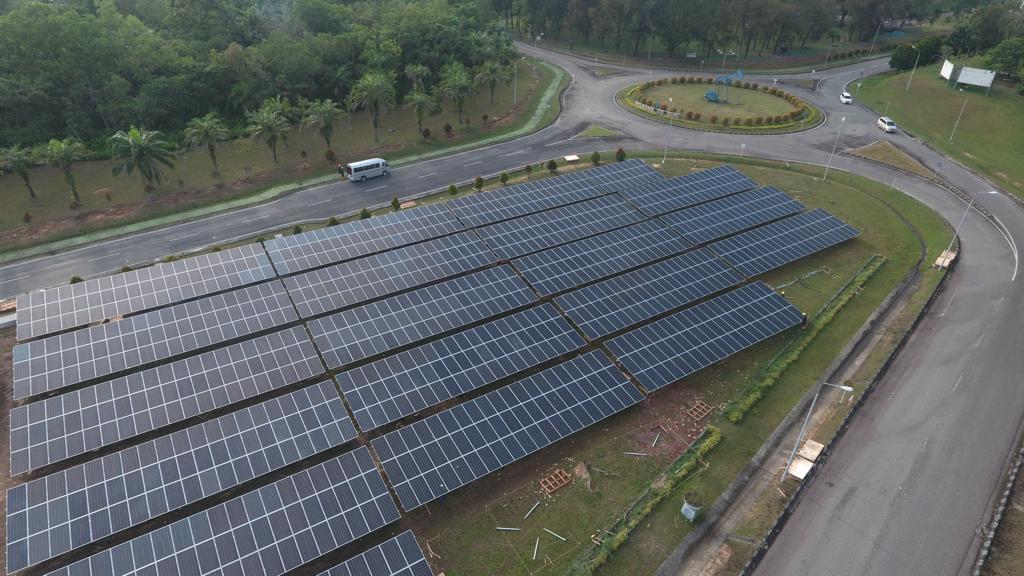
[940,59,955,80]
[957,66,996,89]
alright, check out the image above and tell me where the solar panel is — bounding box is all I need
[47,446,399,576]
[284,232,497,318]
[371,351,643,511]
[708,208,860,277]
[582,158,664,192]
[7,380,356,573]
[606,282,804,391]
[316,530,432,576]
[555,249,744,339]
[263,203,465,274]
[474,195,645,259]
[10,327,324,476]
[659,186,804,245]
[619,165,757,216]
[337,304,585,432]
[308,266,536,369]
[15,244,277,341]
[12,280,298,400]
[512,220,690,296]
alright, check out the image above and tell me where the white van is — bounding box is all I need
[344,158,390,181]
[877,117,897,133]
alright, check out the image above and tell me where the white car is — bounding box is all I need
[877,116,898,133]
[839,91,853,104]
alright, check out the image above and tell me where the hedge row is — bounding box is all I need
[634,82,811,128]
[724,255,888,422]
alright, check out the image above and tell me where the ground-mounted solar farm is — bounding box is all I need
[1,156,948,576]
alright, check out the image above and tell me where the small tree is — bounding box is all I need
[359,207,372,219]
[292,225,303,234]
[422,128,431,140]
[525,163,533,179]
[474,176,484,191]
[120,265,133,273]
[69,276,84,284]
[546,159,558,174]
[615,148,626,162]
[443,123,453,137]
[328,216,340,226]
[499,172,509,186]
[590,151,601,165]
[448,184,458,195]
[3,145,38,199]
[22,212,31,224]
[710,115,718,124]
[391,196,401,211]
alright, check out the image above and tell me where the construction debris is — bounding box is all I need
[539,468,572,494]
[625,451,648,457]
[495,527,521,532]
[544,528,567,542]
[524,501,540,519]
[533,537,540,560]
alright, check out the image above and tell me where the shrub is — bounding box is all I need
[615,147,627,162]
[710,115,718,124]
[687,76,695,83]
[120,265,133,273]
[391,196,401,211]
[670,76,678,84]
[732,80,741,87]
[22,212,31,224]
[256,236,266,243]
[755,116,764,125]
[591,150,601,165]
[359,207,371,219]
[742,82,750,89]
[328,216,340,226]
[292,224,303,234]
[211,245,222,252]
[447,184,458,196]
[670,107,677,113]
[692,112,701,121]
[422,128,431,140]
[761,85,769,91]
[499,171,509,186]
[443,122,453,137]
[325,149,337,162]
[685,111,694,120]
[474,176,484,191]
[69,275,84,284]
[482,114,488,124]
[164,255,179,262]
[525,163,534,178]
[546,159,558,173]
[745,117,754,126]
[660,103,668,111]
[705,77,713,84]
[655,78,665,86]
[722,117,730,126]
[751,82,759,90]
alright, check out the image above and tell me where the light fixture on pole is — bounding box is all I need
[823,117,846,182]
[943,190,998,262]
[740,143,746,158]
[533,32,544,71]
[662,97,674,164]
[905,45,921,92]
[949,88,968,143]
[782,381,855,483]
[868,20,883,56]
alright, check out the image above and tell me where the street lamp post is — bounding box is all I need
[533,32,544,71]
[513,56,525,106]
[782,381,854,484]
[949,89,968,143]
[868,20,883,56]
[740,143,746,158]
[823,117,846,182]
[662,97,674,164]
[943,190,998,262]
[905,45,922,92]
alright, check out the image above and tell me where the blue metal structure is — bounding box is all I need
[705,69,745,103]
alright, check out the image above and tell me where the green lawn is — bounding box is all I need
[0,61,560,252]
[642,83,797,120]
[859,62,1024,198]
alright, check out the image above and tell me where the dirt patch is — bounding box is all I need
[700,542,734,576]
[573,462,593,492]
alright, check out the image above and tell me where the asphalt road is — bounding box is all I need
[3,44,1022,576]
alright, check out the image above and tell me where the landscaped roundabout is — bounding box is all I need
[621,76,824,134]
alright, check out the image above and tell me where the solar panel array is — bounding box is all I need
[709,208,860,277]
[372,351,643,511]
[12,281,298,400]
[264,203,464,274]
[7,161,864,575]
[337,305,585,432]
[7,380,356,572]
[15,244,277,341]
[47,447,399,576]
[607,282,805,391]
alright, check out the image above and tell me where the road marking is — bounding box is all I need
[503,150,525,156]
[0,274,29,285]
[169,233,197,242]
[417,172,438,179]
[308,199,332,206]
[463,161,482,167]
[241,216,267,224]
[86,253,120,263]
[544,138,574,147]
[368,185,387,191]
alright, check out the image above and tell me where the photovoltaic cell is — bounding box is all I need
[336,304,585,432]
[619,165,757,216]
[263,203,464,274]
[12,280,298,400]
[371,351,643,511]
[512,220,690,296]
[10,327,324,476]
[555,249,744,339]
[284,232,497,318]
[6,380,356,573]
[659,186,804,245]
[708,209,860,277]
[316,531,432,576]
[307,266,536,369]
[607,282,804,391]
[46,446,399,576]
[15,244,277,341]
[474,195,645,259]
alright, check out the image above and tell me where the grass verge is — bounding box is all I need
[847,140,938,181]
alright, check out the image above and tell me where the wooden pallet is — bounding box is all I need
[539,468,572,494]
[688,400,714,421]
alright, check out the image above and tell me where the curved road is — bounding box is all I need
[2,45,1022,576]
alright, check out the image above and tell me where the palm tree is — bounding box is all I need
[109,127,177,192]
[43,138,87,208]
[405,63,430,92]
[404,89,432,135]
[348,71,397,143]
[2,145,37,199]
[439,62,475,124]
[302,99,345,155]
[183,112,229,176]
[246,104,290,163]
[475,61,506,104]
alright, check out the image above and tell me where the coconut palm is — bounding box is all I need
[405,63,430,92]
[404,89,432,135]
[2,144,37,199]
[348,71,397,143]
[474,61,506,104]
[43,138,87,208]
[302,99,345,155]
[184,112,230,176]
[109,127,176,192]
[246,105,290,163]
[438,61,475,124]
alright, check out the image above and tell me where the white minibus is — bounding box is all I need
[343,158,390,181]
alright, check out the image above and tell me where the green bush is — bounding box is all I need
[120,265,133,273]
[732,80,741,87]
[391,196,401,211]
[761,85,769,91]
[709,115,718,124]
[590,151,601,165]
[685,111,694,120]
[615,147,627,162]
[499,171,509,186]
[474,176,484,191]
[546,158,558,173]
[722,117,730,126]
[755,116,764,125]
[292,224,303,234]
[359,207,372,219]
[751,82,759,90]
[69,275,84,284]
[745,117,754,126]
[692,111,701,121]
[670,76,678,84]
[448,184,458,196]
[327,216,340,226]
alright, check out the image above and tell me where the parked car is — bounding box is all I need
[840,91,853,104]
[877,116,898,133]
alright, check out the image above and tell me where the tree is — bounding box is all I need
[591,151,601,165]
[404,90,432,134]
[474,176,484,190]
[43,138,87,208]
[475,61,506,104]
[525,163,533,179]
[499,171,509,186]
[359,207,372,219]
[3,145,38,199]
[439,62,475,124]
[889,44,918,71]
[615,148,627,162]
[246,104,290,163]
[302,99,346,156]
[986,38,1024,78]
[448,184,458,195]
[183,112,229,176]
[546,159,558,173]
[405,63,430,92]
[391,195,401,211]
[348,71,397,143]
[109,127,176,192]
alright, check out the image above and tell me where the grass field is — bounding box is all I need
[859,62,1024,198]
[641,83,797,120]
[0,61,561,252]
[848,140,938,181]
[410,154,951,576]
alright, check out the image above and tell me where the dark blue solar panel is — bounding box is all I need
[619,165,757,216]
[659,186,804,244]
[607,282,804,391]
[708,209,860,277]
[555,249,743,339]
[316,531,432,576]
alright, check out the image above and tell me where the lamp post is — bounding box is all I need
[823,117,846,182]
[949,89,968,143]
[868,20,883,56]
[740,143,746,158]
[943,190,998,262]
[905,45,921,92]
[662,97,674,164]
[513,56,525,106]
[782,381,855,484]
[533,32,544,71]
